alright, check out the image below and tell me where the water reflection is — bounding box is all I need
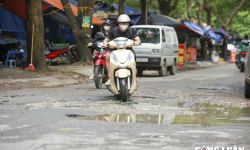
[69,113,176,124]
[174,102,250,126]
[66,102,250,126]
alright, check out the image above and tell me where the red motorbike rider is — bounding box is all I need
[88,20,112,80]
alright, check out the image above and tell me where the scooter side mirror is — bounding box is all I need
[84,34,91,39]
[136,29,144,36]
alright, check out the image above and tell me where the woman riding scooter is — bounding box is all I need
[89,20,112,80]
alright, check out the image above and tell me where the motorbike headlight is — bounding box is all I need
[114,40,128,48]
[111,51,134,68]
[93,51,97,56]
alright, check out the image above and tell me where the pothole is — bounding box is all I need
[66,102,250,126]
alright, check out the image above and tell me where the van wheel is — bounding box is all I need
[170,63,176,75]
[159,62,166,77]
[245,79,250,98]
[137,69,143,76]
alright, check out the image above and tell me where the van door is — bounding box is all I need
[171,30,179,57]
[161,29,168,56]
[165,29,174,65]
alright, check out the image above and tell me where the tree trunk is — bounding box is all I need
[25,0,47,70]
[61,0,93,63]
[222,38,227,61]
[201,39,207,61]
[118,0,126,15]
[82,0,95,63]
[186,0,193,21]
[206,9,212,25]
[78,0,85,29]
[197,0,203,26]
[158,0,179,16]
[140,0,147,24]
[203,3,212,25]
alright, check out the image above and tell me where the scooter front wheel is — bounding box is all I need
[94,65,102,89]
[120,78,128,102]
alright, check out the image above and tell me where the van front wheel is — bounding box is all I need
[169,63,176,75]
[159,62,166,77]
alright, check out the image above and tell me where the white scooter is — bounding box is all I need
[108,30,143,102]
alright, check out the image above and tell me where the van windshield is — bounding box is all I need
[134,28,160,44]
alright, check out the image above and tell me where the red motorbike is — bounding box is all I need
[85,33,109,89]
[45,44,78,65]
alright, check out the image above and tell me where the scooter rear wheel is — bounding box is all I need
[120,78,128,102]
[95,66,102,89]
[240,62,244,72]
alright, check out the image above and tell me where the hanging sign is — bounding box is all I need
[186,47,197,64]
[93,10,109,19]
[108,10,118,19]
[177,44,186,67]
[230,49,237,62]
[82,16,91,27]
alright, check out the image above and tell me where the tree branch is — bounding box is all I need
[195,0,200,5]
[204,0,207,5]
[225,0,245,26]
[212,8,224,26]
[171,0,179,11]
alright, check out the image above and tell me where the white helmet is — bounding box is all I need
[117,14,130,23]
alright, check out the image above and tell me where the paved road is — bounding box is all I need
[0,64,250,150]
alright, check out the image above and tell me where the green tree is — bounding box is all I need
[229,11,250,37]
[212,0,246,31]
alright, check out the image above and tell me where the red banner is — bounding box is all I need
[177,44,186,67]
[230,49,237,62]
[186,47,197,64]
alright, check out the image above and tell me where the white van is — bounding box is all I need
[132,25,179,76]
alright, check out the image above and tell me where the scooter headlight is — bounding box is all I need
[114,39,128,48]
[111,51,134,68]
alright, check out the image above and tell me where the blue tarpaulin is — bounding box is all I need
[206,29,223,40]
[0,7,26,33]
[215,27,229,37]
[183,22,223,40]
[113,4,142,25]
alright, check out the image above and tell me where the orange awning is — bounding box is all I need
[0,0,104,25]
[0,0,49,20]
[92,17,105,25]
[43,0,78,17]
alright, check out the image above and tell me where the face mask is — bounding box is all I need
[103,26,110,31]
[119,24,128,31]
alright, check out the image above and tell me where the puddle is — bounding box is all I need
[66,102,250,126]
[66,113,176,124]
[175,102,250,126]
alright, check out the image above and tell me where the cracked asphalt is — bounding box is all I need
[0,63,250,150]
